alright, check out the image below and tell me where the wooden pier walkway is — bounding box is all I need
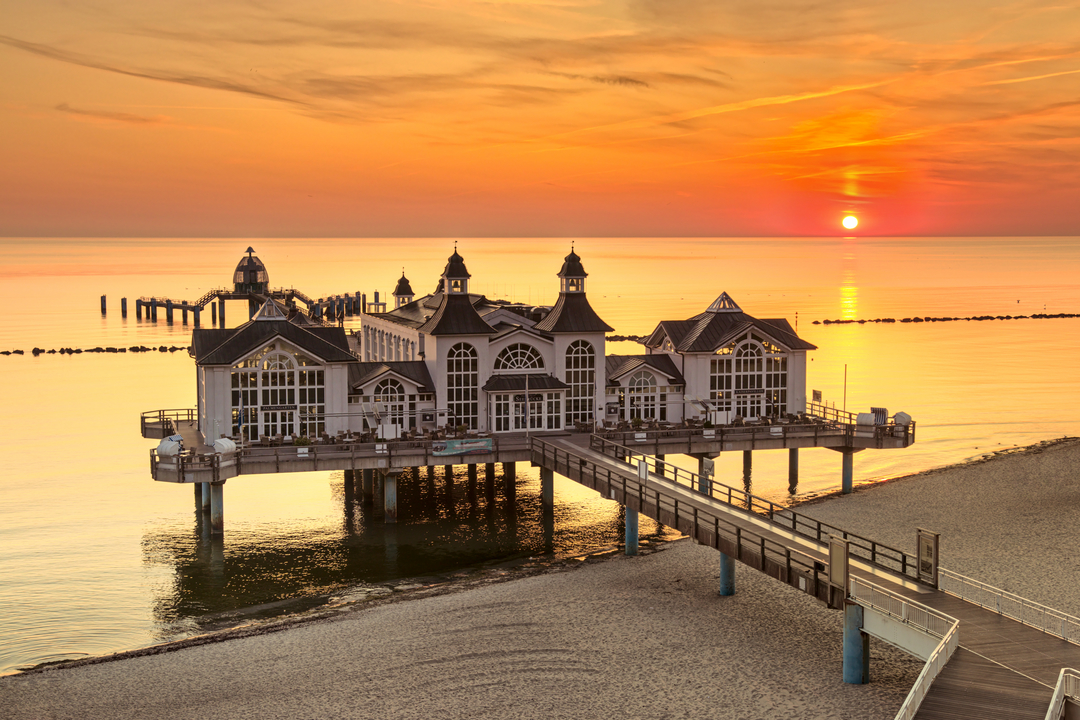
[532,436,1080,720]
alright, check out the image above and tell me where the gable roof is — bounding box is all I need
[533,292,613,333]
[644,311,816,353]
[605,354,686,386]
[348,361,436,393]
[192,319,354,366]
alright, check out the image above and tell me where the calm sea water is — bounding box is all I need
[1,236,1078,675]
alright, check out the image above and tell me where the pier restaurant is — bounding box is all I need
[189,248,816,443]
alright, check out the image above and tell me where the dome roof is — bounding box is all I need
[233,247,269,287]
[557,249,587,278]
[394,272,414,297]
[442,249,471,280]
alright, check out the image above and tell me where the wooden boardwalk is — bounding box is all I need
[534,436,1080,720]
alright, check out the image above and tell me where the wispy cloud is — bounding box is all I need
[56,103,170,125]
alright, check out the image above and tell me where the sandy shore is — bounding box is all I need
[3,437,1077,719]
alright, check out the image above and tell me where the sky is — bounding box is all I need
[2,0,1080,238]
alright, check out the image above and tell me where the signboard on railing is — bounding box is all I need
[432,438,494,456]
[813,389,822,403]
[917,528,940,588]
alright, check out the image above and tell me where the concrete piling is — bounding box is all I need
[719,552,735,595]
[843,602,870,683]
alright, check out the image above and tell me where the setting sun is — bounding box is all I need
[842,215,859,230]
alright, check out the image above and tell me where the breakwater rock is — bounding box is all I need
[813,312,1079,326]
[2,346,190,357]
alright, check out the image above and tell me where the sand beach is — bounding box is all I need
[3,437,1078,720]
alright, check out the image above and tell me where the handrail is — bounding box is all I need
[588,434,922,582]
[940,569,1080,645]
[1044,668,1080,720]
[849,575,959,720]
[593,417,915,450]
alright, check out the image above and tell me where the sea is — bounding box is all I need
[1,236,1078,675]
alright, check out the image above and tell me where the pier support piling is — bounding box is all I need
[361,469,374,506]
[383,471,399,523]
[625,506,639,556]
[502,462,516,480]
[843,602,870,684]
[150,299,158,321]
[842,450,854,494]
[193,308,200,327]
[200,482,211,512]
[166,299,174,323]
[209,482,224,535]
[121,297,127,317]
[218,298,225,326]
[211,302,217,325]
[719,551,736,595]
[100,295,107,314]
[540,466,554,509]
[789,448,800,492]
[136,299,143,319]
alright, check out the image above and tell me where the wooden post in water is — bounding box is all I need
[100,295,107,314]
[121,297,127,317]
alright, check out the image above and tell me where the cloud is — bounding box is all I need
[56,103,170,125]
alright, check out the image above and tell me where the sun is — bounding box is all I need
[842,215,859,230]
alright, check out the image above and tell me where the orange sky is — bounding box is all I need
[2,0,1080,237]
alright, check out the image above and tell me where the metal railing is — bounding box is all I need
[940,569,1080,645]
[140,408,196,437]
[849,576,959,720]
[149,430,534,481]
[530,437,828,587]
[594,416,915,449]
[588,435,922,582]
[1044,668,1080,720]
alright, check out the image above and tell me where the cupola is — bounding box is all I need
[393,271,414,309]
[557,248,587,294]
[233,247,269,294]
[442,248,471,295]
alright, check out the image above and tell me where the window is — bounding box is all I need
[710,332,788,420]
[494,343,544,370]
[627,370,657,420]
[374,378,406,427]
[565,340,595,426]
[230,348,324,440]
[447,343,479,429]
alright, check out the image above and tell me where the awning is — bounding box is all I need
[482,373,569,392]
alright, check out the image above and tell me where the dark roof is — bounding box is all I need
[533,292,613,333]
[192,319,354,366]
[482,373,569,392]
[605,354,686,386]
[442,250,470,279]
[557,249,587,278]
[348,361,435,393]
[393,273,414,297]
[417,292,497,336]
[644,311,816,353]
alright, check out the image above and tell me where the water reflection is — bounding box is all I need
[141,466,674,633]
[840,251,859,321]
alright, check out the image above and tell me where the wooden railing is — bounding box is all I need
[587,435,922,582]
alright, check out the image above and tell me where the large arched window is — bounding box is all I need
[627,370,657,420]
[230,346,324,440]
[446,343,479,429]
[374,378,406,426]
[493,343,544,371]
[565,340,595,425]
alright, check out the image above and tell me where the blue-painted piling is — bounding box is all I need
[842,451,854,494]
[719,552,735,595]
[625,507,639,556]
[843,602,870,683]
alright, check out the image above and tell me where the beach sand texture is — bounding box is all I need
[4,438,1078,719]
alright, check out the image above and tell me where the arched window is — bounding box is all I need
[565,340,595,425]
[627,370,657,420]
[447,343,479,429]
[374,378,406,426]
[230,347,324,440]
[494,343,544,371]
